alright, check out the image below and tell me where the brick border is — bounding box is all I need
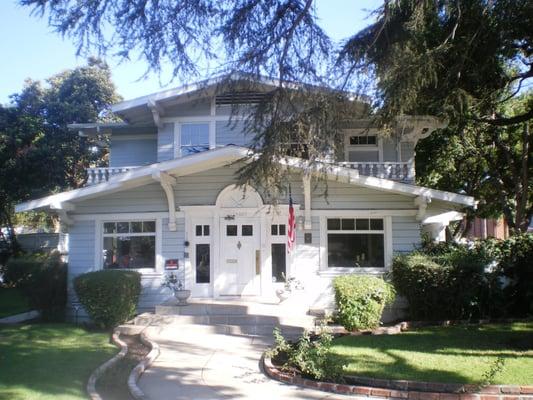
[127,329,160,400]
[262,355,533,400]
[87,330,128,400]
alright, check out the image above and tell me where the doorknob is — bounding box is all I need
[237,241,242,249]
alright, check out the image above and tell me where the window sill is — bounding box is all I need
[317,268,387,277]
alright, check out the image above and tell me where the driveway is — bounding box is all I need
[139,323,359,400]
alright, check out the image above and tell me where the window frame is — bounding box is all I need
[96,217,163,274]
[176,122,211,157]
[343,129,383,163]
[319,215,393,274]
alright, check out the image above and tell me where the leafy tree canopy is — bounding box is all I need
[0,59,120,251]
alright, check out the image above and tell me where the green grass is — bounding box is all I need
[0,288,31,318]
[330,322,533,385]
[0,323,117,400]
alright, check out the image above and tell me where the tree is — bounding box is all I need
[0,59,120,254]
[20,0,533,231]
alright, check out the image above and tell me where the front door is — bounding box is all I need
[219,218,261,296]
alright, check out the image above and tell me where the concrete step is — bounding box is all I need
[136,313,315,328]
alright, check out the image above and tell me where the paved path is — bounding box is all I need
[139,323,357,399]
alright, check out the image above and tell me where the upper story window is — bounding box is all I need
[180,123,209,156]
[345,133,380,162]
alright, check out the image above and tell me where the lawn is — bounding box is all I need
[0,288,31,318]
[330,322,533,385]
[0,323,117,400]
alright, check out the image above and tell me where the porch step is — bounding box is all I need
[135,312,316,329]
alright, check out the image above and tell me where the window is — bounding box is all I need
[195,225,210,236]
[346,134,380,162]
[180,123,209,156]
[326,218,384,268]
[102,221,156,269]
[242,225,253,236]
[271,224,286,236]
[349,135,377,145]
[271,243,287,282]
[196,244,210,283]
[226,225,237,236]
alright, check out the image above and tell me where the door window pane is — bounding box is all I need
[327,233,384,268]
[196,225,203,236]
[196,244,210,283]
[279,224,286,235]
[203,225,210,236]
[104,222,116,234]
[272,243,287,282]
[271,224,278,235]
[226,225,237,236]
[242,225,253,236]
[117,222,129,233]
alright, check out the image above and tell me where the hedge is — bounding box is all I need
[4,252,67,321]
[333,275,395,331]
[74,270,142,329]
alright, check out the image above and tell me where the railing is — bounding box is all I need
[86,167,138,186]
[337,161,415,182]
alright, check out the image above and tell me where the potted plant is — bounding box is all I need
[162,272,191,305]
[275,274,303,302]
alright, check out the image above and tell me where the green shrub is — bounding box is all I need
[267,327,342,381]
[74,270,141,329]
[392,248,505,320]
[499,234,533,316]
[332,275,395,331]
[6,252,67,321]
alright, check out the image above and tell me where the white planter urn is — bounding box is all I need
[174,289,191,305]
[275,289,291,303]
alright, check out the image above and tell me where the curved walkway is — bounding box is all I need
[139,322,364,400]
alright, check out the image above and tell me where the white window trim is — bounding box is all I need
[174,121,212,158]
[95,217,163,275]
[269,222,289,284]
[344,130,384,162]
[319,215,392,274]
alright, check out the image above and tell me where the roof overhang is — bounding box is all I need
[15,146,476,214]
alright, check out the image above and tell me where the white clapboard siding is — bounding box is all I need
[110,137,157,167]
[157,123,175,162]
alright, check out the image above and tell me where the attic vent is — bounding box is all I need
[215,92,269,105]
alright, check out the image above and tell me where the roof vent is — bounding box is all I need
[215,92,269,105]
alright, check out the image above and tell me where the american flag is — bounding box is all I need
[287,192,296,253]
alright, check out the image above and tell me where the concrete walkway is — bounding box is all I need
[139,323,357,399]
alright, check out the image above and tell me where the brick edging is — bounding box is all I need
[127,329,161,400]
[262,355,533,400]
[87,330,128,400]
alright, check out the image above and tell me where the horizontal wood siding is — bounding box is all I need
[74,183,167,214]
[382,138,397,162]
[110,137,157,167]
[312,180,414,209]
[400,142,415,161]
[163,98,211,117]
[157,123,175,162]
[392,215,421,253]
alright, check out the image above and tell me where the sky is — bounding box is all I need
[0,0,381,104]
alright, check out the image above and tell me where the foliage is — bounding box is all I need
[0,323,116,400]
[268,326,343,381]
[498,234,533,316]
[391,235,533,320]
[5,252,67,321]
[0,288,31,318]
[392,249,505,320]
[0,59,120,256]
[332,275,395,331]
[330,322,533,385]
[74,270,141,329]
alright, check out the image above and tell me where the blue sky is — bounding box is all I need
[0,0,381,104]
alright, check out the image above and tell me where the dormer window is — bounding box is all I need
[179,123,210,156]
[345,132,381,162]
[349,135,377,145]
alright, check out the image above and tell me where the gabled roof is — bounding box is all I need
[15,146,476,213]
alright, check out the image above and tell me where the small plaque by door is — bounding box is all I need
[255,250,261,275]
[226,259,238,264]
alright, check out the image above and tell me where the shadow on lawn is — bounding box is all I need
[331,323,533,384]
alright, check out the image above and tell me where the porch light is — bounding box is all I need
[297,215,305,230]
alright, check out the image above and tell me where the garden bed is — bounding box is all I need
[96,334,150,400]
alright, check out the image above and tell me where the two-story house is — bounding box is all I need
[15,75,475,318]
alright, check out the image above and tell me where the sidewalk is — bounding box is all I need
[139,323,359,399]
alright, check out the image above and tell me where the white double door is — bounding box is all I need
[219,217,261,296]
